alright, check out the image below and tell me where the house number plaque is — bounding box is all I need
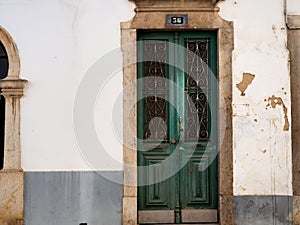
[166,14,188,27]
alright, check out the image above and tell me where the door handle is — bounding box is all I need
[178,116,183,127]
[170,116,184,145]
[170,138,177,144]
[170,116,183,144]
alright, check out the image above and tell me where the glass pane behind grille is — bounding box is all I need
[143,40,168,142]
[185,39,209,141]
[145,95,167,141]
[186,91,208,140]
[186,39,209,90]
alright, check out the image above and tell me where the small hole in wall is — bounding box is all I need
[79,223,87,225]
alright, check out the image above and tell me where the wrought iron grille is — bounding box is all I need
[143,40,168,141]
[185,39,209,141]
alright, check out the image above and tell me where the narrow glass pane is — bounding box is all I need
[145,94,167,141]
[144,41,167,91]
[185,91,208,141]
[185,39,209,90]
[185,38,209,141]
[143,40,168,141]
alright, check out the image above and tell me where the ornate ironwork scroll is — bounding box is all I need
[186,92,208,140]
[185,39,209,141]
[143,40,168,141]
[186,39,209,89]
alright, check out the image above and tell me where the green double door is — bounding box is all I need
[137,31,218,224]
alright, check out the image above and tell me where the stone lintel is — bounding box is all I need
[135,7,220,12]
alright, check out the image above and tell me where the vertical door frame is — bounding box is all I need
[287,15,300,224]
[121,3,234,224]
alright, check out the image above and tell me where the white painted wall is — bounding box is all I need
[0,0,295,196]
[219,0,292,195]
[0,0,134,170]
[287,0,300,15]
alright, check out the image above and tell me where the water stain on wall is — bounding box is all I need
[266,95,290,131]
[236,73,255,96]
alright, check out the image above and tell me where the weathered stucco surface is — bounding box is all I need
[236,73,255,96]
[267,95,290,131]
[219,0,292,196]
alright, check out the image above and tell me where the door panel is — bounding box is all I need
[138,31,218,224]
[184,154,210,205]
[180,149,218,209]
[142,155,172,209]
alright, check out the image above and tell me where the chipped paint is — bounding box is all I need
[267,95,290,131]
[236,73,255,96]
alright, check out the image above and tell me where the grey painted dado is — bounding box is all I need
[24,171,123,225]
[233,196,292,225]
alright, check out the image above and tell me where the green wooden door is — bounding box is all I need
[137,31,218,224]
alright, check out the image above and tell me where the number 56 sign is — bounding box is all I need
[167,14,188,27]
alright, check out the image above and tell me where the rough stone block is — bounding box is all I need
[0,170,24,225]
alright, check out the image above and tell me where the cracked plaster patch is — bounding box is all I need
[266,95,290,131]
[236,73,255,96]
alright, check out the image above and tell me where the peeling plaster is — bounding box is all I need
[267,95,290,131]
[236,73,255,96]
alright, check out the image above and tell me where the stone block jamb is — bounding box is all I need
[287,15,300,225]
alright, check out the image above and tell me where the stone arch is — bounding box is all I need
[0,25,20,78]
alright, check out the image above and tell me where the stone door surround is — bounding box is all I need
[121,0,234,224]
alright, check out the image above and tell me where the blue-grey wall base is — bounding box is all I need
[24,173,293,225]
[233,196,292,225]
[24,171,123,225]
